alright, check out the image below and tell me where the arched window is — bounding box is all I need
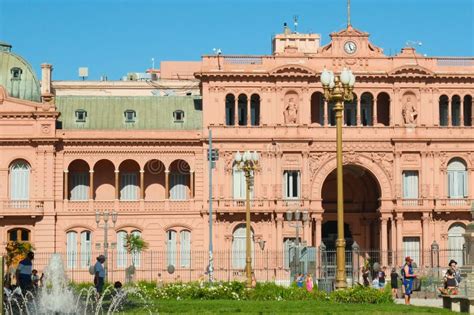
[80,231,92,268]
[67,231,78,268]
[360,92,374,126]
[448,223,466,266]
[343,93,357,126]
[376,92,390,126]
[71,171,89,200]
[447,159,468,198]
[117,230,128,268]
[131,230,142,267]
[10,160,30,202]
[238,94,248,126]
[225,94,235,126]
[8,228,30,242]
[180,230,191,267]
[232,224,254,269]
[120,173,139,200]
[310,92,324,125]
[166,230,177,267]
[232,164,253,200]
[439,95,449,126]
[452,95,461,126]
[250,94,260,126]
[463,95,472,126]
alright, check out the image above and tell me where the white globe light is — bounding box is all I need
[321,68,331,85]
[329,79,335,89]
[252,151,259,162]
[340,67,350,85]
[243,151,251,162]
[349,72,356,87]
[235,151,242,162]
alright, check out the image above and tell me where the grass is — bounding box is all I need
[120,299,456,314]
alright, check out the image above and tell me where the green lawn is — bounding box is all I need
[121,300,455,314]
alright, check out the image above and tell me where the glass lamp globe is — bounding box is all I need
[235,151,242,162]
[340,68,350,85]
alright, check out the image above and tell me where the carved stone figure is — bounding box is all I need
[284,97,298,124]
[402,96,418,124]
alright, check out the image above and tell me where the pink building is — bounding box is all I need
[0,22,473,282]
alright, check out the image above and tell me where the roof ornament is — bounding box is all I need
[347,0,351,27]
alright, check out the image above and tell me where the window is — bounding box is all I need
[180,230,191,267]
[11,67,22,80]
[10,160,30,202]
[447,159,468,198]
[75,110,87,122]
[439,96,449,126]
[120,173,138,200]
[283,171,300,199]
[232,225,254,269]
[448,223,466,266]
[170,173,187,200]
[166,230,177,267]
[225,94,235,126]
[402,171,418,199]
[250,94,260,126]
[131,230,142,267]
[8,228,30,242]
[70,172,89,200]
[124,110,136,123]
[403,237,420,266]
[117,230,128,268]
[173,110,185,122]
[67,231,78,268]
[80,231,92,268]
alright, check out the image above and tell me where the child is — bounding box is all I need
[31,269,40,289]
[305,274,314,292]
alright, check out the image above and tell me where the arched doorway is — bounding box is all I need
[321,165,381,251]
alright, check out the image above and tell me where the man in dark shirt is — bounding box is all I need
[16,251,34,293]
[378,266,387,290]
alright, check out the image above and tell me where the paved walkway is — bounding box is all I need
[394,298,443,308]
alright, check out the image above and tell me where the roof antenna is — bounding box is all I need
[293,15,299,33]
[347,0,351,27]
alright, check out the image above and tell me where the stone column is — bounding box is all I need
[115,170,120,200]
[323,100,328,126]
[356,99,361,126]
[140,169,145,200]
[165,170,170,199]
[190,171,194,199]
[247,97,251,126]
[234,98,238,126]
[63,170,69,200]
[276,213,283,267]
[396,214,404,265]
[448,98,452,126]
[391,216,397,262]
[304,219,312,246]
[422,213,430,266]
[460,98,464,126]
[89,170,94,200]
[314,214,322,248]
[380,217,389,266]
[372,99,377,126]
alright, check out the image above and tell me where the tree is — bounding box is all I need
[5,241,34,286]
[124,233,148,282]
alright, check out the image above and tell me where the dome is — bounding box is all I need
[0,42,41,102]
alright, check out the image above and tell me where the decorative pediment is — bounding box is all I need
[388,65,434,77]
[269,64,316,77]
[330,25,369,38]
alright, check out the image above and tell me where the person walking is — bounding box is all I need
[390,267,401,298]
[16,251,34,294]
[93,255,106,296]
[402,256,417,305]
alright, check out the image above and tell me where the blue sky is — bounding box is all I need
[1,0,473,80]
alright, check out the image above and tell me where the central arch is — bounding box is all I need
[321,164,381,251]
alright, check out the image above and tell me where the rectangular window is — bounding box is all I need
[120,173,138,200]
[124,110,136,123]
[402,171,418,199]
[170,173,187,200]
[167,230,177,267]
[70,172,89,200]
[75,110,87,122]
[67,231,78,269]
[173,110,185,122]
[403,236,420,266]
[116,231,127,268]
[80,231,92,269]
[283,171,300,199]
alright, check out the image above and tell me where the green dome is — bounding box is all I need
[0,42,41,102]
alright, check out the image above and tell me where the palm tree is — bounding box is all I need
[124,233,148,282]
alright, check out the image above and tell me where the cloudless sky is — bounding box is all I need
[1,0,473,80]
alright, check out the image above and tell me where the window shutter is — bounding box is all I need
[131,230,141,267]
[117,231,127,268]
[67,231,77,269]
[80,231,92,268]
[121,173,138,200]
[167,230,177,266]
[10,162,30,200]
[180,230,191,268]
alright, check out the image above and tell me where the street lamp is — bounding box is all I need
[286,210,309,276]
[95,210,118,283]
[320,67,355,289]
[234,150,260,288]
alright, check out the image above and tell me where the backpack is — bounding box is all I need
[400,266,406,279]
[88,264,95,275]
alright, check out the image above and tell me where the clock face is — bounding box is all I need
[344,41,357,54]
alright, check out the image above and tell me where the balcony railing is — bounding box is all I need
[0,200,44,216]
[435,198,473,208]
[64,200,193,212]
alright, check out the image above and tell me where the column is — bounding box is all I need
[89,170,94,200]
[372,100,377,126]
[422,213,430,266]
[190,171,194,199]
[390,216,397,263]
[356,99,361,126]
[304,219,312,246]
[247,97,251,126]
[448,98,452,126]
[323,100,328,126]
[314,214,322,248]
[63,170,69,200]
[234,98,238,126]
[114,170,120,200]
[140,169,145,200]
[396,213,404,265]
[165,170,170,199]
[380,217,388,266]
[276,213,283,267]
[460,99,464,126]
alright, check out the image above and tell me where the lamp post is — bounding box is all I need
[320,67,355,289]
[286,210,309,276]
[234,150,259,288]
[95,210,118,283]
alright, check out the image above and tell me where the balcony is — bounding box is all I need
[0,200,44,217]
[395,198,434,210]
[435,198,473,211]
[63,199,194,213]
[209,198,309,214]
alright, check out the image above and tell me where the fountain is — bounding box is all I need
[3,253,152,314]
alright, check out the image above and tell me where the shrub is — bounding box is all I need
[330,286,393,304]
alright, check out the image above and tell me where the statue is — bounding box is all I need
[284,97,298,124]
[402,96,418,125]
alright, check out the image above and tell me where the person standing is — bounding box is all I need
[390,267,400,298]
[402,256,417,305]
[16,251,34,294]
[447,260,461,285]
[362,266,370,287]
[378,266,387,290]
[296,273,304,288]
[305,274,314,292]
[93,255,106,295]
